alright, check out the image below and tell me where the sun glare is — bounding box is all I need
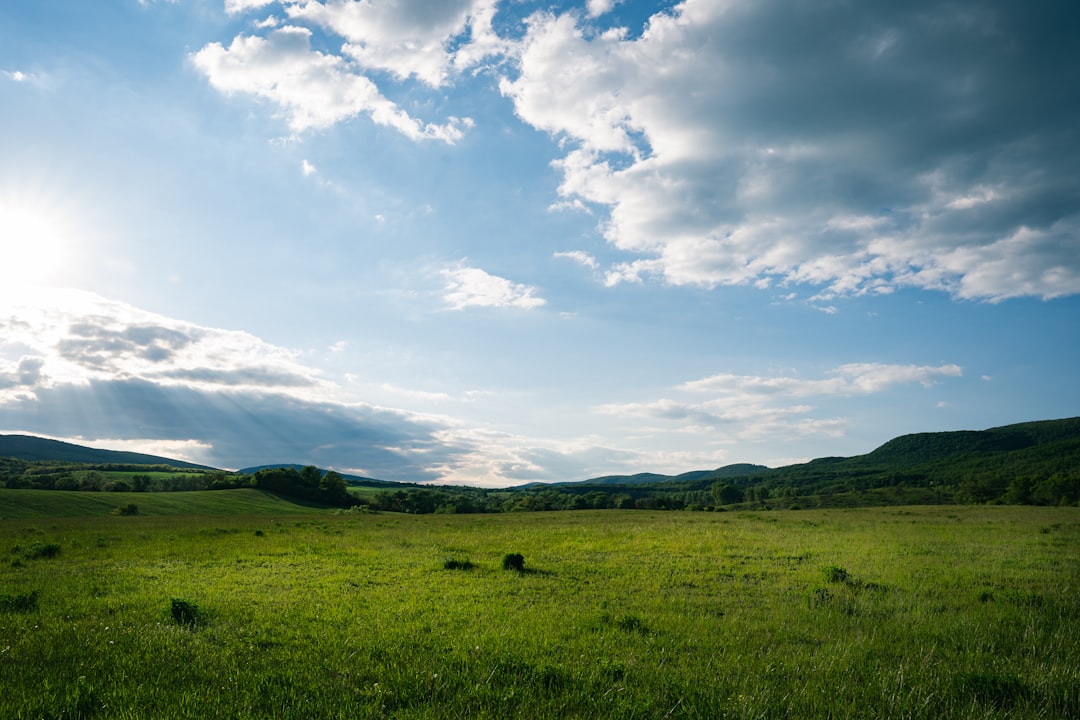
[0,200,72,286]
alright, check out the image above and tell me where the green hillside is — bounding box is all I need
[0,435,214,469]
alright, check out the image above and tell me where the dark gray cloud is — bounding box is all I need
[0,357,44,390]
[59,321,199,368]
[0,378,464,481]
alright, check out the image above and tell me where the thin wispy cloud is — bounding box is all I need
[599,364,963,441]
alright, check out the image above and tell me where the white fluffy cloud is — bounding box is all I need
[224,0,274,14]
[441,264,546,310]
[193,1,1078,301]
[501,0,1080,301]
[192,25,470,140]
[285,0,505,86]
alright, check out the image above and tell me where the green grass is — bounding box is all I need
[0,489,331,518]
[1,506,1078,718]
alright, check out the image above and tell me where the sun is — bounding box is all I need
[0,200,72,286]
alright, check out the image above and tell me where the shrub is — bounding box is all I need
[443,558,475,570]
[821,564,850,584]
[24,542,61,560]
[111,504,139,516]
[502,553,525,572]
[170,598,202,628]
[615,614,648,634]
[0,590,38,613]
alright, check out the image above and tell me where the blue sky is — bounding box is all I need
[1,0,1078,486]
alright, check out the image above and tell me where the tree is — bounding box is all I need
[711,482,744,505]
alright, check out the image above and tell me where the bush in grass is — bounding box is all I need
[821,564,850,584]
[24,542,61,560]
[111,503,139,516]
[0,590,38,613]
[170,598,202,628]
[443,558,475,570]
[502,553,525,572]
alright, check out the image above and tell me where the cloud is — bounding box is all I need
[441,263,546,310]
[225,0,275,14]
[284,0,506,86]
[680,363,963,397]
[586,0,623,19]
[599,363,963,441]
[554,250,599,269]
[499,0,1080,301]
[0,289,469,478]
[2,70,34,83]
[0,377,459,479]
[191,25,470,141]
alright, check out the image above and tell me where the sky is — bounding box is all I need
[1,0,1078,487]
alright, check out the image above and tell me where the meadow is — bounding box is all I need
[1,501,1078,718]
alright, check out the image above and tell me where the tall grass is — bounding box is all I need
[0,488,328,518]
[1,506,1077,718]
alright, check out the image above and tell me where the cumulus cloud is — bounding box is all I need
[586,0,623,19]
[441,263,546,310]
[285,0,506,86]
[500,0,1080,301]
[599,363,963,441]
[191,25,470,141]
[225,0,275,14]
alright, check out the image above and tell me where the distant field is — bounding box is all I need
[1,506,1078,718]
[0,488,330,518]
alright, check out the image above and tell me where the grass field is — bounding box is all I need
[0,489,333,518]
[2,503,1078,718]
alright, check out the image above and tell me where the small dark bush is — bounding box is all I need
[502,553,525,572]
[170,598,202,628]
[111,504,139,516]
[254,529,265,537]
[0,590,38,613]
[615,614,648,634]
[821,565,850,584]
[24,542,61,560]
[443,558,475,570]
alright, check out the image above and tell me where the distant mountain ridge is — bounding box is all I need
[2,417,1078,497]
[0,435,215,470]
[547,463,770,488]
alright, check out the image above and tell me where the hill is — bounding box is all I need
[0,435,214,470]
[238,463,397,488]
[539,463,770,488]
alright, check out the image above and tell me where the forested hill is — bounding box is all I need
[665,416,1080,507]
[2,417,1078,510]
[0,435,213,470]
[860,417,1080,467]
